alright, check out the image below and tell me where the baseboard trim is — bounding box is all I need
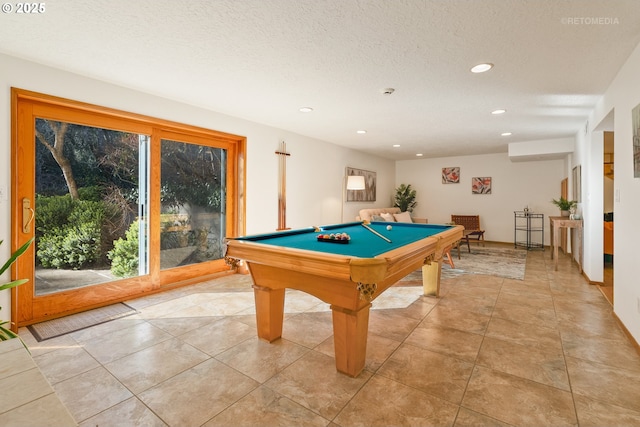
[612,310,640,357]
[581,270,601,286]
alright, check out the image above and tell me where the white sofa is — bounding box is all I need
[356,207,427,223]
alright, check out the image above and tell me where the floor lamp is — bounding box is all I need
[341,175,366,222]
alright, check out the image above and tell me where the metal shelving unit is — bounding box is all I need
[514,211,544,250]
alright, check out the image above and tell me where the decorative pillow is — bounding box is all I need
[380,212,395,222]
[394,211,413,223]
[371,214,386,222]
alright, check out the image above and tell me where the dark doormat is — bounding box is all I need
[27,303,138,342]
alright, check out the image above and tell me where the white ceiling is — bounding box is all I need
[1,0,639,160]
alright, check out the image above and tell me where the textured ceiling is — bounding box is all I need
[1,0,639,160]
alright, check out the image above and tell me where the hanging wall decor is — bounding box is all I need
[346,167,376,201]
[442,167,460,184]
[572,165,582,202]
[633,102,640,178]
[471,177,492,194]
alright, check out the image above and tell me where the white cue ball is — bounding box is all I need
[386,225,392,230]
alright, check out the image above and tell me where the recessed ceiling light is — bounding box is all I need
[299,107,313,113]
[501,132,512,136]
[356,130,367,134]
[471,63,494,73]
[491,109,506,115]
[416,153,423,157]
[392,144,400,148]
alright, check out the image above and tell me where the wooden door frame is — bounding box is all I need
[10,88,246,329]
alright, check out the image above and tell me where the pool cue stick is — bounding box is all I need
[361,223,392,243]
[275,141,291,230]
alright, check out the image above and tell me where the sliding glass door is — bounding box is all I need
[11,89,245,326]
[33,119,150,295]
[160,139,226,270]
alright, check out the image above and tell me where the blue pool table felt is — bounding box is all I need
[235,222,452,258]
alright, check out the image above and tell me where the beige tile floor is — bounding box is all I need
[18,246,640,427]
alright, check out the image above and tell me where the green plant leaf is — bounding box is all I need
[551,197,577,210]
[0,238,33,343]
[0,322,29,351]
[0,322,18,340]
[394,183,417,212]
[0,238,34,276]
[0,279,29,292]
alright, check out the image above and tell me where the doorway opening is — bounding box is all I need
[602,131,614,304]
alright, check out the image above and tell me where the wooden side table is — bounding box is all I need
[549,216,583,272]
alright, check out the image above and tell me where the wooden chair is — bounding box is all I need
[443,240,461,268]
[451,215,485,253]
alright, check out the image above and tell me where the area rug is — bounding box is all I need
[27,303,138,341]
[397,245,528,284]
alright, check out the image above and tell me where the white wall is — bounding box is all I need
[0,53,395,321]
[396,153,565,244]
[576,129,604,283]
[508,137,574,160]
[583,41,640,344]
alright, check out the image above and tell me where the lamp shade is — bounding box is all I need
[346,175,365,190]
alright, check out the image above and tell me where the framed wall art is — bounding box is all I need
[346,167,376,201]
[442,167,460,184]
[572,165,581,202]
[633,102,640,178]
[471,177,492,194]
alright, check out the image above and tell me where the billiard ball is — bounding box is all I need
[386,225,392,230]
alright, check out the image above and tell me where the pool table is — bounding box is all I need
[224,221,463,377]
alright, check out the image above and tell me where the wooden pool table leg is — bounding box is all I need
[422,258,442,297]
[253,285,285,342]
[331,303,371,377]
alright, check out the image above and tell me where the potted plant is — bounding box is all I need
[394,184,417,213]
[551,197,577,217]
[1,238,33,341]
